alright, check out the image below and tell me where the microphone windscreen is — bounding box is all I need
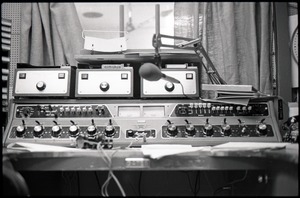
[139,63,162,81]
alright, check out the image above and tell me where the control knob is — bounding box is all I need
[165,82,175,92]
[100,82,110,92]
[36,81,46,91]
[33,121,44,137]
[166,120,178,137]
[69,120,79,137]
[184,119,196,136]
[204,118,213,136]
[222,118,231,136]
[258,119,268,136]
[87,119,97,136]
[16,120,26,137]
[51,121,62,137]
[104,119,115,137]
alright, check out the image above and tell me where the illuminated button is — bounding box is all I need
[76,107,81,113]
[19,73,26,79]
[229,106,233,111]
[207,103,211,108]
[236,106,241,111]
[59,107,64,113]
[70,107,76,113]
[186,73,193,79]
[242,106,247,111]
[189,103,194,108]
[194,103,198,108]
[247,106,252,111]
[65,107,70,113]
[58,73,65,79]
[81,73,88,79]
[121,73,128,79]
[211,106,216,111]
[82,107,87,113]
[225,106,229,111]
[216,106,220,111]
[198,103,203,108]
[202,103,207,108]
[220,106,225,111]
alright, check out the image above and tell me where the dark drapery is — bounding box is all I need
[20,3,83,66]
[175,2,273,95]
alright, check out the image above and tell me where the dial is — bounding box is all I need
[100,82,110,91]
[33,124,44,137]
[51,125,62,137]
[87,125,97,136]
[36,81,46,91]
[16,125,26,137]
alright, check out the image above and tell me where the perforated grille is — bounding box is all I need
[1,3,21,100]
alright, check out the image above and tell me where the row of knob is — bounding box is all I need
[15,119,115,138]
[165,118,268,137]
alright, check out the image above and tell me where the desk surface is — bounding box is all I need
[2,144,298,171]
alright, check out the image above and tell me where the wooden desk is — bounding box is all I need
[2,144,298,196]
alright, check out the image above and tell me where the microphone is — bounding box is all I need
[139,63,181,84]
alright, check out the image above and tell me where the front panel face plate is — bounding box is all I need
[14,70,70,96]
[76,69,133,97]
[141,68,199,98]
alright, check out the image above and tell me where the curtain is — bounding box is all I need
[20,3,83,66]
[174,2,273,96]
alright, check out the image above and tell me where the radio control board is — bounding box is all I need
[3,99,282,148]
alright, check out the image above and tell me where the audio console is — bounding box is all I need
[3,63,282,148]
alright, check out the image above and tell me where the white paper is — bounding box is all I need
[141,144,211,159]
[6,142,85,152]
[84,36,127,52]
[211,142,290,151]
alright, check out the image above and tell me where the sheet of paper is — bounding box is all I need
[211,142,290,151]
[141,144,211,159]
[84,36,127,52]
[6,142,85,152]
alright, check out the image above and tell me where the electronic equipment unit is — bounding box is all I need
[3,61,282,148]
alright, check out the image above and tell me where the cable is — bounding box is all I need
[97,143,126,197]
[213,170,248,196]
[179,81,196,99]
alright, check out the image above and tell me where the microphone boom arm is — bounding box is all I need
[152,33,227,84]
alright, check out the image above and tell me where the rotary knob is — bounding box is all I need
[204,118,213,136]
[105,125,115,137]
[185,119,196,136]
[165,82,175,92]
[222,118,231,136]
[51,125,62,137]
[100,82,110,92]
[36,81,46,91]
[69,121,79,137]
[87,125,97,136]
[105,119,115,137]
[258,119,268,136]
[33,121,44,137]
[51,121,62,137]
[166,120,178,136]
[16,121,26,138]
